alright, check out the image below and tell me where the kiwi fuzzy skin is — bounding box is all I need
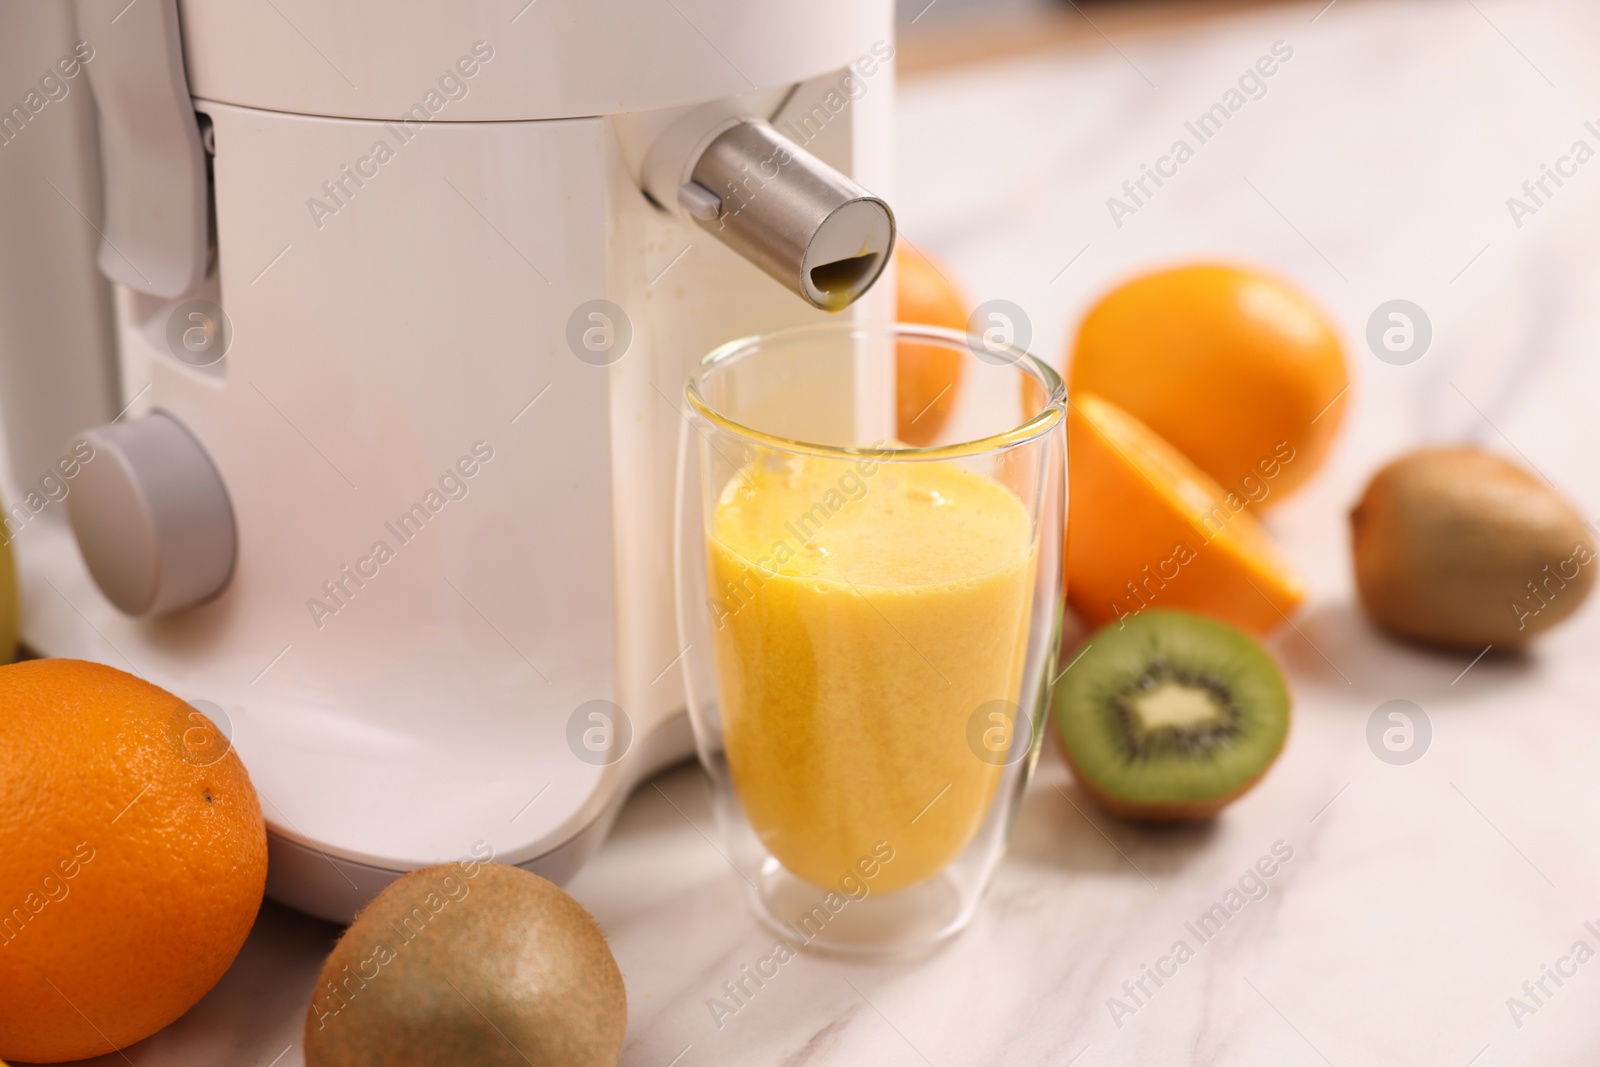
[303,863,626,1067]
[1056,728,1276,822]
[1350,447,1596,650]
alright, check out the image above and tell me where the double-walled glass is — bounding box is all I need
[675,322,1066,954]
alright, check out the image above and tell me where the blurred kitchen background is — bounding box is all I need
[896,0,1282,70]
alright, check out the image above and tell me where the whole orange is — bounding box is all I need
[896,242,968,446]
[1069,264,1349,506]
[0,660,267,1063]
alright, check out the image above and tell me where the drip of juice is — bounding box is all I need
[707,452,1036,893]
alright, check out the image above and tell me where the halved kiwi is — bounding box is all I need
[1053,609,1290,821]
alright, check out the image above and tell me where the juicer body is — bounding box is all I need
[0,0,895,921]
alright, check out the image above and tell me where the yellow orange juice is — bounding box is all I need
[707,452,1036,893]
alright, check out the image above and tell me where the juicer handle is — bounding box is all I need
[0,3,120,494]
[74,0,209,299]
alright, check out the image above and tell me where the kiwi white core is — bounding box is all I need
[1130,682,1227,734]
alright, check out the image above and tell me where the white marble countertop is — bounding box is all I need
[57,0,1600,1063]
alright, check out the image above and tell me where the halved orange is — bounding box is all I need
[1067,393,1304,635]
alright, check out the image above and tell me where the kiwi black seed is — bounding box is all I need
[1052,609,1290,821]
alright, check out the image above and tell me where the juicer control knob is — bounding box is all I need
[67,412,238,617]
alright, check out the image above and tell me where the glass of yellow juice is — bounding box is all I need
[675,321,1066,954]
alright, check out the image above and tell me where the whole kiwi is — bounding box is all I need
[304,862,626,1067]
[1350,447,1596,650]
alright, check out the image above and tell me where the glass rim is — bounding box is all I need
[685,321,1066,461]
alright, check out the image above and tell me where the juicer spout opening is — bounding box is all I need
[679,119,895,311]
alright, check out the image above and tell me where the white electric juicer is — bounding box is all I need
[0,0,897,921]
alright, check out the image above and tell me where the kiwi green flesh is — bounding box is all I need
[1053,610,1289,813]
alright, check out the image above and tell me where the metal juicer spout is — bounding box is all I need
[675,119,895,311]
